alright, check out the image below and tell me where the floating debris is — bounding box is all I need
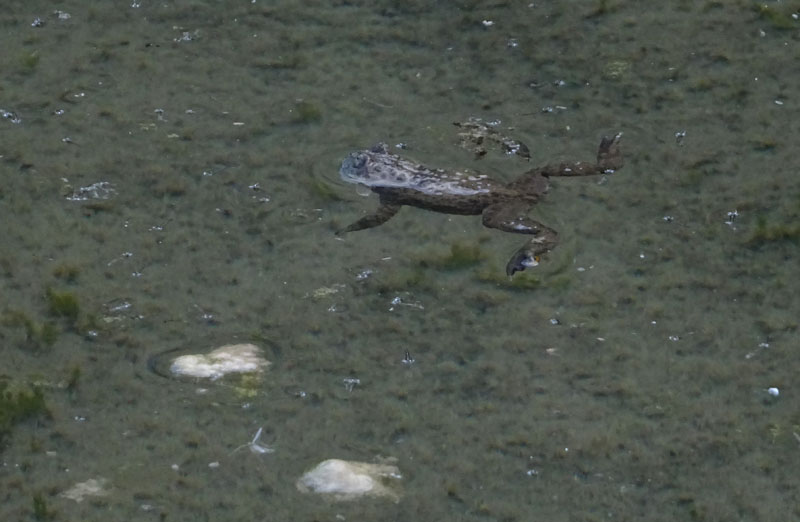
[296,459,402,501]
[308,284,345,300]
[454,119,530,160]
[59,478,109,503]
[342,377,360,392]
[389,294,424,311]
[1,109,22,124]
[231,427,274,455]
[101,298,134,324]
[169,343,270,381]
[602,59,631,81]
[173,30,198,43]
[65,181,116,201]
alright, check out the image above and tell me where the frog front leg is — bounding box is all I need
[337,201,401,234]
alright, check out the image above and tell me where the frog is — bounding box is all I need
[337,133,622,276]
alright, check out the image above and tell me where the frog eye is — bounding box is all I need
[354,154,367,168]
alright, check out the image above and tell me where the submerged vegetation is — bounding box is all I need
[45,288,80,323]
[306,176,343,202]
[19,50,40,72]
[429,242,486,270]
[0,380,50,450]
[755,3,799,30]
[2,288,84,350]
[748,215,800,245]
[1,310,59,350]
[475,268,543,290]
[293,100,322,123]
[32,492,54,521]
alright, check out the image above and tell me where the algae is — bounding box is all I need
[32,492,54,521]
[431,242,486,270]
[756,4,798,30]
[306,176,344,202]
[19,50,40,71]
[475,269,542,290]
[0,380,50,449]
[66,366,81,395]
[1,310,59,350]
[46,288,80,322]
[52,263,80,283]
[747,215,800,245]
[293,100,322,123]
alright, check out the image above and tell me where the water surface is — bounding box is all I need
[1,1,799,520]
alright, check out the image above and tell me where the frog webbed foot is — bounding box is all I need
[597,133,623,172]
[506,234,558,276]
[535,133,623,177]
[481,202,558,275]
[337,202,401,235]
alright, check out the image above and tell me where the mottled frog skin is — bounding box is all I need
[338,134,622,276]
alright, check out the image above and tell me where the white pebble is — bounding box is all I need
[170,343,270,380]
[296,459,401,501]
[767,387,780,397]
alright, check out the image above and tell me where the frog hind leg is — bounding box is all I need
[481,202,554,236]
[481,202,558,275]
[337,201,402,234]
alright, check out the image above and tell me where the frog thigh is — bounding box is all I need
[338,202,402,234]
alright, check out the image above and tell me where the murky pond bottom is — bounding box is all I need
[2,1,800,521]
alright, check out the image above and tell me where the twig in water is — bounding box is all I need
[231,427,274,455]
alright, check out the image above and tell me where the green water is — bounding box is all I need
[1,1,799,520]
